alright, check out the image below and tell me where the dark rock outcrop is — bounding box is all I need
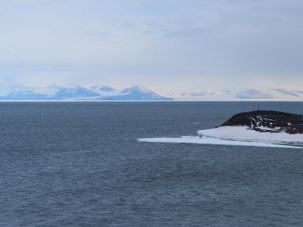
[221,110,303,134]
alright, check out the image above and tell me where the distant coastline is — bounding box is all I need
[1,85,303,101]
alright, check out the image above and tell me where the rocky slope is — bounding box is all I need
[220,110,303,134]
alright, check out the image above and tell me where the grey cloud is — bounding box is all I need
[164,27,210,38]
[0,0,302,93]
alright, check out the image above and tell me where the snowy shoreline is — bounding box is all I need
[198,126,303,143]
[138,126,303,149]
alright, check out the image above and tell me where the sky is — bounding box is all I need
[0,0,303,93]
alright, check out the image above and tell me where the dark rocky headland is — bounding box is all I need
[221,110,303,134]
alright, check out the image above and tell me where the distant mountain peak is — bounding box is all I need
[235,89,274,100]
[0,84,172,101]
[1,87,49,100]
[8,88,33,95]
[121,85,154,94]
[274,88,299,97]
[91,85,115,92]
[101,85,172,101]
[53,86,100,99]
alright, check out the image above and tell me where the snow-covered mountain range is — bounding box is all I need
[168,88,303,101]
[0,85,302,101]
[0,85,172,101]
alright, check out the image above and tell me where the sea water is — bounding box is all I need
[1,102,303,226]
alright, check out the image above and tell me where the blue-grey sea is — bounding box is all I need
[1,102,303,226]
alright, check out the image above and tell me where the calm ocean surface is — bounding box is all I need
[1,102,303,226]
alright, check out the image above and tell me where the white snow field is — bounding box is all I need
[138,126,303,149]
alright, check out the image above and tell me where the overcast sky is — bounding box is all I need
[0,0,302,92]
